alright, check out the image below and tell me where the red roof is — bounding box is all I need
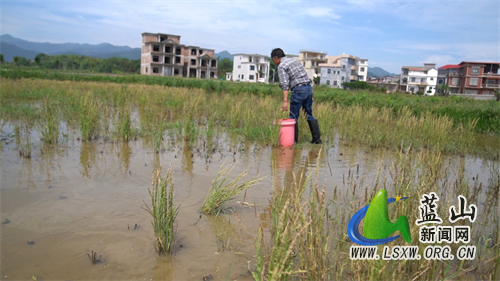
[439,64,460,69]
[459,61,500,65]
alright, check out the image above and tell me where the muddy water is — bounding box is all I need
[1,126,498,280]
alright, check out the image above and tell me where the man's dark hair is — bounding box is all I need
[271,48,285,58]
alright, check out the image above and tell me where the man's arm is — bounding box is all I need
[282,90,289,111]
[278,65,290,111]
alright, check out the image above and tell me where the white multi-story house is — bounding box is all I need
[400,63,438,95]
[318,53,369,88]
[227,53,270,83]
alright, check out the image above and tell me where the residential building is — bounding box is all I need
[437,65,460,86]
[444,62,500,95]
[141,32,218,79]
[399,63,438,95]
[227,53,270,83]
[318,53,369,88]
[298,50,327,84]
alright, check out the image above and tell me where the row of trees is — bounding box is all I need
[0,53,140,74]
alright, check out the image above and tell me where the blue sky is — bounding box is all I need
[1,0,498,73]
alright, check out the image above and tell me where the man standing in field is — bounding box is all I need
[271,48,322,144]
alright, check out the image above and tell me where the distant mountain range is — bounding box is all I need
[0,35,396,76]
[367,67,395,78]
[0,34,141,62]
[215,50,232,61]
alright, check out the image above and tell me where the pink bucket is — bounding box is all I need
[276,118,296,147]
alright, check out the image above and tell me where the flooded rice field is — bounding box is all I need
[1,120,498,280]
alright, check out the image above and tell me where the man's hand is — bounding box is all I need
[281,101,288,111]
[282,90,289,112]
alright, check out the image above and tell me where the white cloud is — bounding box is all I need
[302,7,341,19]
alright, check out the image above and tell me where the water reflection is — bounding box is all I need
[117,140,132,175]
[79,141,97,179]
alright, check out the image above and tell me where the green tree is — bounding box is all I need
[269,57,280,84]
[436,83,450,96]
[0,53,4,64]
[34,53,48,66]
[13,56,31,66]
[217,58,232,79]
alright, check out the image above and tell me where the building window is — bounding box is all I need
[451,78,460,86]
[211,72,215,78]
[486,79,496,84]
[238,66,241,69]
[165,46,171,53]
[342,65,345,69]
[334,81,337,85]
[153,67,159,73]
[153,45,159,52]
[145,67,148,73]
[411,77,416,82]
[326,80,330,85]
[303,62,305,67]
[465,90,477,95]
[327,69,331,74]
[359,76,364,80]
[153,55,159,62]
[249,75,254,80]
[471,67,480,75]
[402,78,407,84]
[430,77,434,81]
[469,78,478,86]
[250,65,255,71]
[175,56,181,64]
[341,76,344,81]
[403,69,409,75]
[176,48,181,55]
[165,57,170,64]
[360,67,365,72]
[200,50,204,55]
[191,59,196,66]
[421,78,426,83]
[191,49,197,55]
[174,69,179,75]
[241,75,244,80]
[211,60,216,67]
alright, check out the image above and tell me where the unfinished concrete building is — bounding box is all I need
[141,32,218,79]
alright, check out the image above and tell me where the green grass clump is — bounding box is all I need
[143,166,180,254]
[201,162,264,215]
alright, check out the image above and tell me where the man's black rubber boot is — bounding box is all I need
[307,120,322,144]
[294,122,299,144]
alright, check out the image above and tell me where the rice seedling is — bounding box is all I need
[79,91,101,141]
[253,168,311,281]
[14,123,35,158]
[143,166,180,254]
[201,161,265,215]
[38,97,60,144]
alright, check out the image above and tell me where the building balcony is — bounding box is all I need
[304,57,327,62]
[483,72,500,77]
[407,81,428,85]
[482,84,499,89]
